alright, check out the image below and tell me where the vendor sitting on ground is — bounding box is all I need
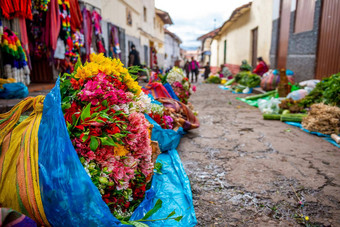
[219,64,232,79]
[240,60,252,72]
[253,57,269,76]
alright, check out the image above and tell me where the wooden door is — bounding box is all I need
[277,0,292,69]
[251,27,258,68]
[315,0,340,79]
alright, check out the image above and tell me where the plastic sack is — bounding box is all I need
[299,79,320,89]
[273,69,294,76]
[0,82,28,99]
[258,97,282,114]
[133,113,196,226]
[261,70,294,91]
[286,89,309,100]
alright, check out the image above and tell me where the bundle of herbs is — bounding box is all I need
[300,73,340,107]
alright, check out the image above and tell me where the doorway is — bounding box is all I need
[315,0,340,79]
[251,27,258,68]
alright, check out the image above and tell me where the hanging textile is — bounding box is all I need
[82,8,92,60]
[91,10,105,54]
[45,0,60,51]
[58,0,73,55]
[1,27,30,84]
[69,0,82,32]
[110,25,121,59]
[0,0,33,20]
[32,0,51,11]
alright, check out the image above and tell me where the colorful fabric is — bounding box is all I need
[261,70,295,91]
[45,0,60,51]
[142,82,172,99]
[69,0,82,32]
[0,0,32,20]
[0,96,50,226]
[157,97,200,131]
[0,208,37,227]
[83,8,92,60]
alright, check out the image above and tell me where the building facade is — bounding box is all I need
[164,28,182,70]
[100,0,173,68]
[210,0,273,73]
[270,0,340,81]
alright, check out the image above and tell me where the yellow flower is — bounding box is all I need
[114,144,130,157]
[305,216,309,221]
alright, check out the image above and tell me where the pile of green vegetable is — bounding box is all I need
[235,72,261,88]
[206,75,222,84]
[300,73,340,107]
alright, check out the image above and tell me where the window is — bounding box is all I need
[143,7,147,22]
[126,8,132,26]
[294,0,315,33]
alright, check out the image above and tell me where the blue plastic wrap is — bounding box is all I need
[131,150,197,226]
[0,82,28,99]
[132,114,197,226]
[38,79,123,226]
[145,114,184,152]
[285,122,340,148]
[163,83,180,101]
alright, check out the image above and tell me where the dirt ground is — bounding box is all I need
[178,83,340,227]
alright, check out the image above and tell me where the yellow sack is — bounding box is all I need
[0,96,50,226]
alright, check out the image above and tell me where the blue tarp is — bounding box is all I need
[0,82,28,99]
[285,122,340,148]
[218,85,253,94]
[37,80,196,226]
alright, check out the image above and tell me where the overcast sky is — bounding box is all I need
[155,0,252,50]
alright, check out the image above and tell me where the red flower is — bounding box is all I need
[64,102,81,124]
[89,126,102,136]
[70,78,84,90]
[105,124,120,135]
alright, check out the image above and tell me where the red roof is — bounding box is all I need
[197,27,221,41]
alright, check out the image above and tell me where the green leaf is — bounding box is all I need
[90,137,99,151]
[128,221,149,227]
[102,100,108,107]
[81,134,89,142]
[100,137,116,146]
[166,210,176,219]
[174,216,183,222]
[74,57,82,71]
[81,103,91,121]
[142,199,162,220]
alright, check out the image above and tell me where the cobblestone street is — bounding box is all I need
[179,83,340,226]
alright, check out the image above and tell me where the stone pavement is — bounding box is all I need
[178,83,339,226]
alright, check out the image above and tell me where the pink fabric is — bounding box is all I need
[190,61,199,70]
[45,0,60,51]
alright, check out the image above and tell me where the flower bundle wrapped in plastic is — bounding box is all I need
[166,67,195,104]
[60,53,154,218]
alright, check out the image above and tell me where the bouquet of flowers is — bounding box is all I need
[60,53,155,219]
[148,103,174,130]
[166,67,196,104]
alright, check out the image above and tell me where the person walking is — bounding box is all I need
[203,62,211,80]
[190,57,199,83]
[184,60,191,79]
[128,44,141,67]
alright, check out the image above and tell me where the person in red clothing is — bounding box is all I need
[253,57,269,76]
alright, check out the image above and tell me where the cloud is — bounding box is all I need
[156,0,252,49]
